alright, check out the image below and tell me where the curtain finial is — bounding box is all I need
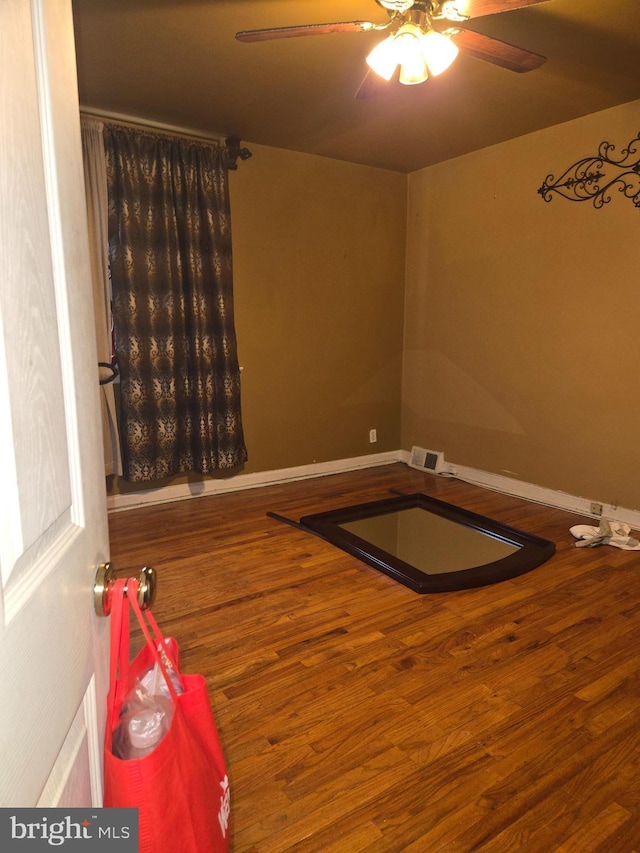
[224,136,252,170]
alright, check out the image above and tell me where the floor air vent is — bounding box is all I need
[409,446,445,474]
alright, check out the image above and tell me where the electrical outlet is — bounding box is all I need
[369,428,377,443]
[590,502,603,516]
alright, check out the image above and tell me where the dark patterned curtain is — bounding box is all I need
[103,124,247,482]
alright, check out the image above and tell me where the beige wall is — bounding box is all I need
[109,141,407,494]
[402,100,640,509]
[232,143,407,472]
[109,100,640,511]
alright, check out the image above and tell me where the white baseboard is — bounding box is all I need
[397,449,640,531]
[108,449,640,531]
[107,451,400,512]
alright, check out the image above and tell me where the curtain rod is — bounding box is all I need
[80,107,226,145]
[80,107,252,169]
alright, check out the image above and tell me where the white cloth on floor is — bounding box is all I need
[570,518,640,550]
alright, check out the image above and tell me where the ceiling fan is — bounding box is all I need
[236,0,550,97]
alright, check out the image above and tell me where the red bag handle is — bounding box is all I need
[106,578,131,736]
[106,577,184,742]
[129,588,180,674]
[126,578,182,704]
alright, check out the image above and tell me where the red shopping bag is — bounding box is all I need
[103,579,230,853]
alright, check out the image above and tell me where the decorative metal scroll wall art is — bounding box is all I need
[538,132,640,210]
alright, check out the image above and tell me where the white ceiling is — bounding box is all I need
[72,0,640,173]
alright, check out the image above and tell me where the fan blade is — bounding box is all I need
[236,21,376,42]
[441,0,551,20]
[452,28,546,72]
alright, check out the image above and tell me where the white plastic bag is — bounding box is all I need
[139,642,184,699]
[112,642,184,760]
[570,519,640,550]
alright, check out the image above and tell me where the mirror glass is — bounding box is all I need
[298,493,555,594]
[339,507,519,576]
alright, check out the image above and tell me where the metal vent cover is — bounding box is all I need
[409,446,445,473]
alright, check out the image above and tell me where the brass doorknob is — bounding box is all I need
[94,562,157,616]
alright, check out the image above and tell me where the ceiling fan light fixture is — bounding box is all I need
[398,56,429,85]
[366,17,459,86]
[395,25,429,85]
[421,29,459,76]
[366,35,399,80]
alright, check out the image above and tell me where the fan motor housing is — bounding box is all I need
[376,0,417,13]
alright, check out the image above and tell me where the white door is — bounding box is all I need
[0,0,110,806]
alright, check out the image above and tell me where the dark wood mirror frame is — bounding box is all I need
[299,492,556,594]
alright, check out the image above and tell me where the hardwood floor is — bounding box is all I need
[108,463,640,852]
